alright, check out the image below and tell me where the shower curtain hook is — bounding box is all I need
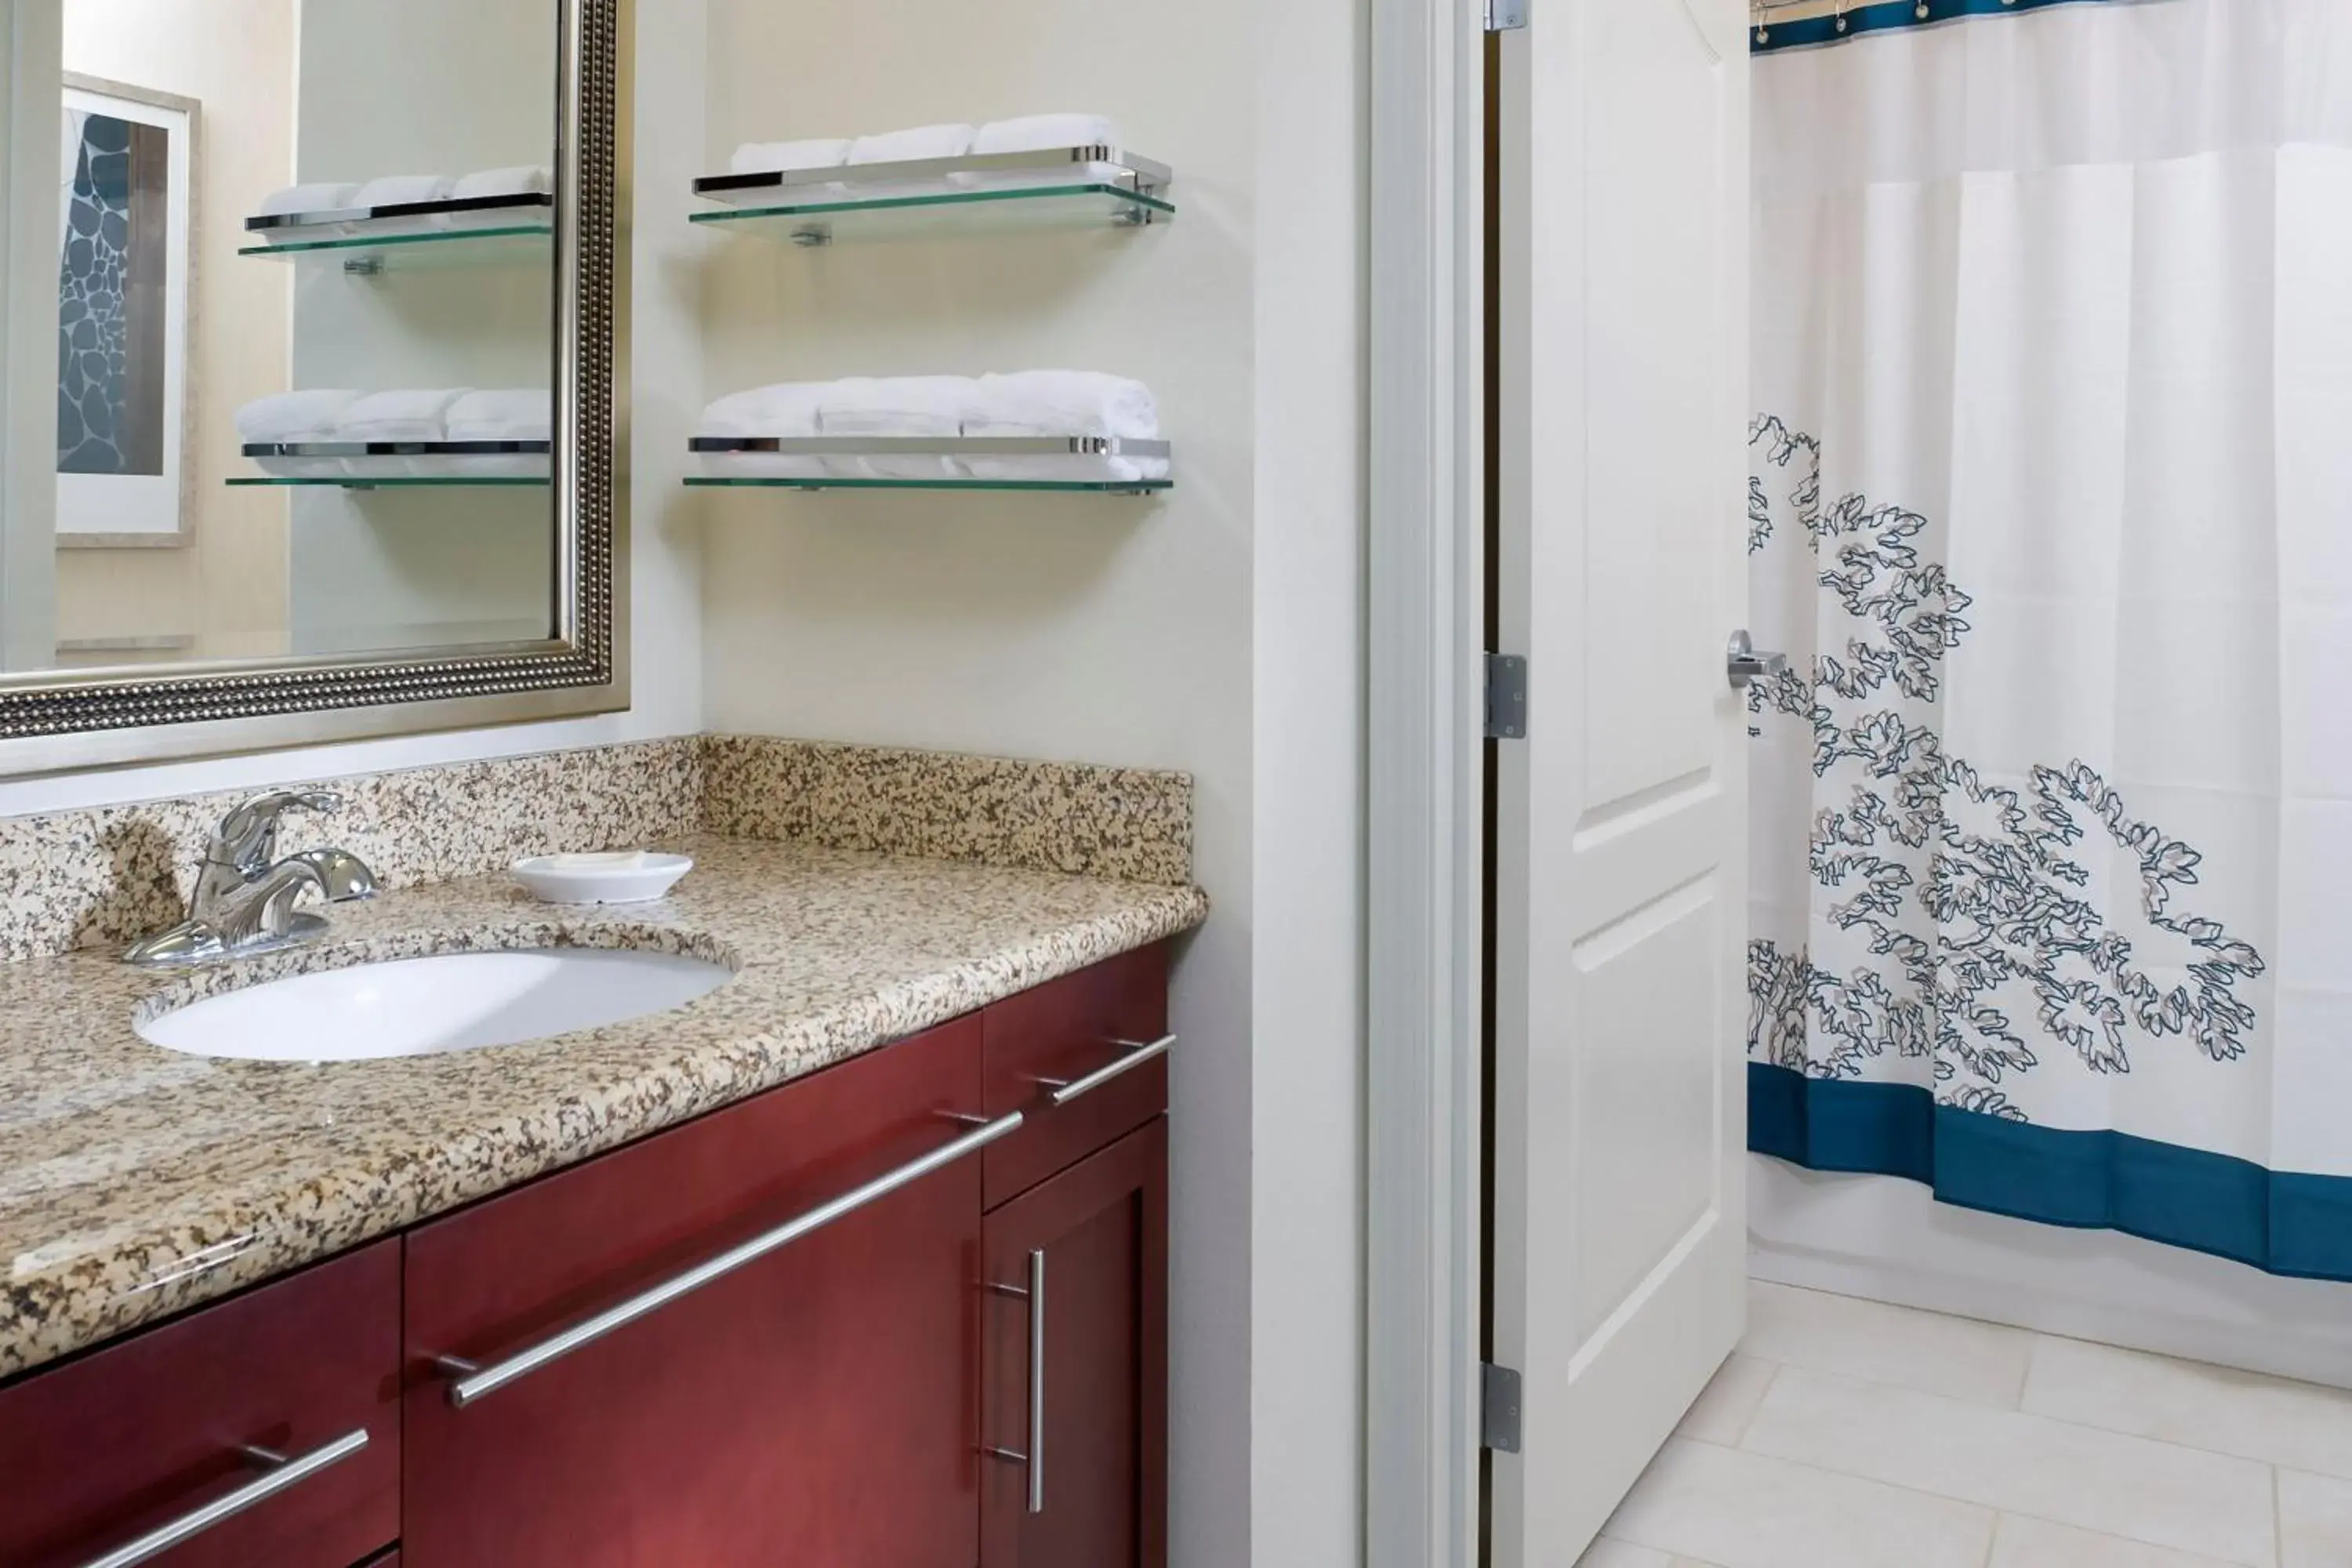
[1835,0,1850,31]
[1752,1,1769,45]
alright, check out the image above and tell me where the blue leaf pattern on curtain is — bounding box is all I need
[1745,416,2268,1122]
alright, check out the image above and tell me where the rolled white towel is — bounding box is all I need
[699,383,831,479]
[729,138,853,176]
[256,182,360,220]
[847,124,978,166]
[972,114,1120,155]
[965,371,1157,439]
[452,165,553,200]
[446,388,553,443]
[237,390,364,477]
[352,173,457,209]
[819,376,976,478]
[339,388,471,476]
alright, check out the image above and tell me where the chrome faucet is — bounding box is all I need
[125,791,379,967]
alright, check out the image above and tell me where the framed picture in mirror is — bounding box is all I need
[56,74,195,544]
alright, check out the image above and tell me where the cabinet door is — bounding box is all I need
[403,1020,986,1568]
[0,1240,400,1568]
[981,1117,1167,1568]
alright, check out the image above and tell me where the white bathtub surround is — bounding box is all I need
[1584,1278,2352,1568]
[815,376,974,478]
[256,180,359,217]
[726,137,851,176]
[235,390,363,478]
[1746,0,2352,1290]
[965,370,1166,483]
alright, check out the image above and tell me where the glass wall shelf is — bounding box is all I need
[691,146,1174,246]
[688,475,1171,495]
[234,440,550,488]
[241,194,554,271]
[688,434,1172,496]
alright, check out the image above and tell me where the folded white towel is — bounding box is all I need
[446,389,553,442]
[973,114,1120,155]
[257,182,360,219]
[238,390,365,477]
[847,124,978,165]
[699,383,832,478]
[965,371,1157,440]
[352,174,457,209]
[452,165,552,200]
[339,387,470,440]
[338,389,470,475]
[729,138,853,176]
[818,376,975,478]
[702,382,828,437]
[235,389,365,444]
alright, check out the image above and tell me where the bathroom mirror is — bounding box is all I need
[0,0,624,771]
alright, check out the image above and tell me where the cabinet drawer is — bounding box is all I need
[0,1239,401,1568]
[402,1017,988,1568]
[982,944,1170,1208]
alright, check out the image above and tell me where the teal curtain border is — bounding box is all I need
[1750,0,2118,55]
[1749,1062,2352,1282]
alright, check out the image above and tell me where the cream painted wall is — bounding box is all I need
[696,1,1366,1560]
[53,0,296,661]
[0,0,706,815]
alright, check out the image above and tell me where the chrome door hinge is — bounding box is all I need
[1484,654,1528,740]
[1481,1362,1523,1453]
[1485,0,1528,30]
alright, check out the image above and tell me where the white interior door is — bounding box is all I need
[1489,1,1751,1562]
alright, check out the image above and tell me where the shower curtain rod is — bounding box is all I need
[1751,0,2126,53]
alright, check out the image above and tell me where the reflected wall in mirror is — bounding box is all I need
[3,0,561,675]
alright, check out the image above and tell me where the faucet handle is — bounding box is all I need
[210,789,343,874]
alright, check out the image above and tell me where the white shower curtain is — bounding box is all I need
[1746,0,2352,1278]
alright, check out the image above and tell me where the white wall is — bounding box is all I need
[695,0,1366,1560]
[0,0,706,815]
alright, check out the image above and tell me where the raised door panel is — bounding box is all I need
[401,1020,986,1568]
[980,1117,1167,1568]
[982,943,1169,1207]
[0,1239,401,1568]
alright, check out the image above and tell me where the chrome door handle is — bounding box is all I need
[1032,1034,1175,1107]
[75,1428,370,1568]
[985,1247,1048,1514]
[437,1111,1025,1407]
[1726,630,1790,690]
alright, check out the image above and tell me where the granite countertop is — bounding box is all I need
[0,833,1207,1379]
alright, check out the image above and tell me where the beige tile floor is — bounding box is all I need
[1583,1280,2352,1568]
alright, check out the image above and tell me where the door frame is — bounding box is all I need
[1366,1,1486,1564]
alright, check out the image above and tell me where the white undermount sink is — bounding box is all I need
[137,948,735,1063]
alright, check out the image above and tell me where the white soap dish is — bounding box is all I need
[511,850,693,905]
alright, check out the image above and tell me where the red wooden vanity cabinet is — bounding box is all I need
[0,943,1171,1568]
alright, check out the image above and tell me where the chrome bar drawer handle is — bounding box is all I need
[439,1111,1025,1408]
[1039,1033,1176,1108]
[985,1247,1049,1514]
[76,1428,371,1568]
